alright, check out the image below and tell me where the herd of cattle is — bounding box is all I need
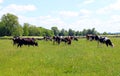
[12,34,114,47]
[12,36,78,47]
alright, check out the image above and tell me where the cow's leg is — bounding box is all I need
[105,43,108,47]
[58,41,60,45]
[97,41,99,47]
[17,44,21,47]
[17,44,19,47]
[53,40,55,45]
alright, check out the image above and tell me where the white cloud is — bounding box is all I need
[0,4,37,17]
[18,14,120,33]
[79,9,92,18]
[5,4,36,12]
[83,0,95,5]
[57,9,92,19]
[111,15,120,22]
[18,15,67,30]
[0,0,3,3]
[68,17,120,33]
[59,11,79,18]
[97,0,120,14]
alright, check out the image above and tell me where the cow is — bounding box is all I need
[52,36,72,45]
[66,36,72,45]
[53,36,61,45]
[12,37,38,47]
[61,36,72,45]
[86,34,114,47]
[86,34,99,41]
[97,36,114,47]
[70,36,78,41]
[43,36,52,41]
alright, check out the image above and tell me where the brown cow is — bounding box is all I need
[12,37,38,47]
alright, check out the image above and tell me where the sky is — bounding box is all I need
[0,0,120,33]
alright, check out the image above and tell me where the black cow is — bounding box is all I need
[52,36,72,45]
[43,36,52,41]
[70,36,78,41]
[53,36,61,45]
[12,37,38,47]
[86,34,99,41]
[86,34,114,47]
[98,37,114,47]
[60,36,72,45]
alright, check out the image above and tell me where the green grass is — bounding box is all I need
[0,38,120,76]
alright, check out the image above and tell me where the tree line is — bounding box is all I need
[0,13,99,37]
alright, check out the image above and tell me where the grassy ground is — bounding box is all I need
[0,38,120,76]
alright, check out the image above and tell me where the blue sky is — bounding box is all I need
[0,0,120,33]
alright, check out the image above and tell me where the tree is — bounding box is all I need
[51,27,59,36]
[75,31,80,36]
[1,13,20,36]
[103,32,108,35]
[91,28,98,35]
[23,23,29,36]
[28,25,40,36]
[68,29,75,36]
[59,28,66,36]
[12,24,23,36]
[0,22,6,36]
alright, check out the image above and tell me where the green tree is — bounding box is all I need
[103,32,108,35]
[51,27,59,36]
[75,31,80,36]
[1,13,20,36]
[28,25,40,36]
[68,29,75,36]
[0,22,6,36]
[23,23,29,36]
[39,27,54,36]
[59,28,66,36]
[12,24,23,36]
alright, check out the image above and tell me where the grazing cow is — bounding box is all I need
[43,36,52,41]
[86,34,94,41]
[98,36,114,47]
[69,36,78,41]
[53,36,61,45]
[62,36,72,45]
[74,37,78,41]
[61,37,68,44]
[86,34,99,41]
[12,37,38,47]
[66,36,72,45]
[52,36,72,45]
[12,36,21,46]
[86,34,114,47]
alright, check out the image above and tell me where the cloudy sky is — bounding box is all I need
[0,0,120,33]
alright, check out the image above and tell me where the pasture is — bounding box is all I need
[0,38,120,76]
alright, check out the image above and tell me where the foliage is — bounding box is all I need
[51,27,59,36]
[0,13,99,37]
[59,28,68,36]
[23,23,29,36]
[12,24,23,36]
[28,25,40,36]
[68,29,75,36]
[0,13,20,36]
[0,22,6,36]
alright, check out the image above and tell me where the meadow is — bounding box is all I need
[0,38,120,76]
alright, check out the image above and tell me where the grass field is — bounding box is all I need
[0,38,120,76]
